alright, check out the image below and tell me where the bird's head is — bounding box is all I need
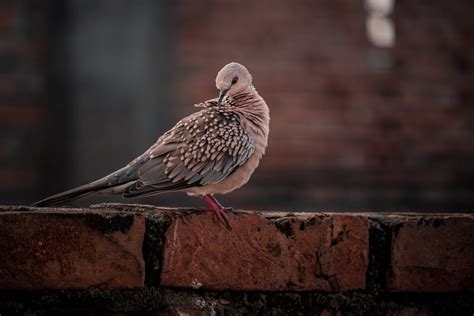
[215,62,253,104]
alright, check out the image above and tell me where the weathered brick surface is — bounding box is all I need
[0,207,145,289]
[1,206,474,314]
[388,215,474,292]
[161,211,369,291]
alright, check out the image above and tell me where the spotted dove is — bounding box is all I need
[33,62,270,229]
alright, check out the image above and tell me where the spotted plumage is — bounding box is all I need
[122,105,255,197]
[33,62,270,229]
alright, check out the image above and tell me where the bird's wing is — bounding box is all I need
[123,108,254,197]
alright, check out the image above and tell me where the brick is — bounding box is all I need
[389,215,474,292]
[0,208,145,289]
[161,211,369,291]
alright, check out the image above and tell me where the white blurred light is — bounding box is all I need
[366,16,395,48]
[365,0,394,16]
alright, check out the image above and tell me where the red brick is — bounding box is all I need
[389,215,474,292]
[161,211,369,291]
[0,209,145,289]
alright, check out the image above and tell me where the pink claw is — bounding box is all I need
[202,194,232,230]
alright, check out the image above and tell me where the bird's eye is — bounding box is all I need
[231,76,238,85]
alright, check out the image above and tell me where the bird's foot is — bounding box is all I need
[201,195,232,230]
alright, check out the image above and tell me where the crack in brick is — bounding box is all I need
[366,217,393,294]
[331,224,349,246]
[142,211,172,287]
[315,237,337,291]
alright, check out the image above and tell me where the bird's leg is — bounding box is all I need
[201,194,232,230]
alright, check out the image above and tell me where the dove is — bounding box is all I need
[33,62,270,229]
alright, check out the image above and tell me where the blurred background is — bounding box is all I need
[1,0,473,212]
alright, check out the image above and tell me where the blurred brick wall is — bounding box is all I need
[0,1,48,204]
[1,1,473,212]
[172,0,474,211]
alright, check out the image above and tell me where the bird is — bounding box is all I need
[33,62,270,229]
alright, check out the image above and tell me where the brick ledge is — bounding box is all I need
[0,204,473,294]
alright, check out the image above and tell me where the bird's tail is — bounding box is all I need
[32,166,136,207]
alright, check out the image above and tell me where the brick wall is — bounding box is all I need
[1,205,473,314]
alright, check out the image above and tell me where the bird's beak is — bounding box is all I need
[218,88,229,104]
